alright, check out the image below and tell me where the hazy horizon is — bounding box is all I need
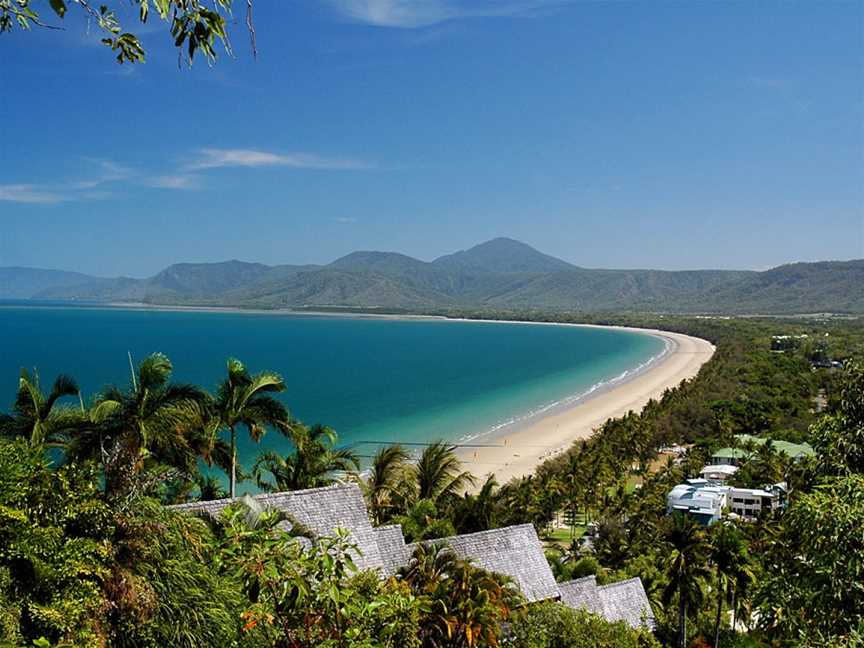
[2,1,862,276]
[4,235,863,281]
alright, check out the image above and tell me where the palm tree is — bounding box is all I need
[730,555,756,632]
[197,474,228,501]
[562,452,583,538]
[545,548,572,582]
[399,542,461,594]
[1,369,84,447]
[440,562,518,648]
[709,523,752,648]
[393,498,456,543]
[253,423,358,492]
[213,358,288,498]
[452,474,498,534]
[70,352,211,498]
[400,543,519,648]
[414,441,476,506]
[364,443,410,524]
[662,513,710,648]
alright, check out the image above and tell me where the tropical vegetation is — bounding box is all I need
[0,313,862,646]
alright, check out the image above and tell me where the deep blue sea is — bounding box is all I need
[0,304,664,472]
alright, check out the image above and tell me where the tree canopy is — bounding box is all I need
[0,0,253,64]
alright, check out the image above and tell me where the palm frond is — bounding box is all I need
[138,352,173,390]
[13,368,41,418]
[90,399,122,423]
[308,423,337,446]
[161,383,210,406]
[225,357,249,384]
[97,385,126,406]
[46,373,79,408]
[242,395,289,428]
[416,440,474,502]
[252,450,291,492]
[329,446,360,472]
[246,371,286,397]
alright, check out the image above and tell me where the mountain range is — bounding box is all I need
[2,238,862,315]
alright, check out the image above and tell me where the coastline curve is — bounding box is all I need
[449,323,715,484]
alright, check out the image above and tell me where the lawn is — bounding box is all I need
[542,525,586,547]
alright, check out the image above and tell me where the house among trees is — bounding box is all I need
[171,482,388,572]
[770,334,809,351]
[666,480,729,524]
[172,482,655,630]
[699,464,738,482]
[666,478,787,524]
[710,434,814,466]
[726,483,786,518]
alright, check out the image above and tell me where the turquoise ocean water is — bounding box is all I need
[0,305,665,472]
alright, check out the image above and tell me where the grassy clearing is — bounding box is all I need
[542,526,586,547]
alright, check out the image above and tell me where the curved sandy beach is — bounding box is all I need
[455,326,715,484]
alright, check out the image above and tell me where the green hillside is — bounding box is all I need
[4,239,862,315]
[433,237,576,273]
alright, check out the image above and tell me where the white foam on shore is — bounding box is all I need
[454,333,675,446]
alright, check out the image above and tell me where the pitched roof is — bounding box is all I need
[558,576,603,615]
[597,578,655,629]
[170,482,385,572]
[714,435,814,460]
[421,524,560,603]
[711,447,749,459]
[558,576,655,629]
[374,524,412,576]
[700,464,739,476]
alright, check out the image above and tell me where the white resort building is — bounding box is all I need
[666,476,786,524]
[666,479,729,525]
[699,464,738,482]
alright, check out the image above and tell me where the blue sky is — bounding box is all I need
[1,0,862,277]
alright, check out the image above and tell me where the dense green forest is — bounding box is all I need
[5,238,864,314]
[1,313,862,647]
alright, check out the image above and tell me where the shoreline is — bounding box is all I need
[7,301,715,484]
[453,327,714,485]
[105,303,715,484]
[451,329,675,447]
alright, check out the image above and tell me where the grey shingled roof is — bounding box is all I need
[374,524,412,576]
[598,578,655,629]
[558,576,654,630]
[170,483,384,572]
[557,576,603,615]
[421,524,560,603]
[171,486,654,627]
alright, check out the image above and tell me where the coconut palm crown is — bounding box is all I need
[67,352,211,498]
[213,358,289,498]
[253,423,358,492]
[415,441,476,506]
[0,369,83,447]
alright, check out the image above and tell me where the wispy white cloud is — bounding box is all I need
[69,158,134,189]
[0,184,65,204]
[2,147,370,205]
[186,148,371,171]
[331,216,358,224]
[0,184,118,204]
[324,0,568,28]
[0,158,135,204]
[145,174,202,190]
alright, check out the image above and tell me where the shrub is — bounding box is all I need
[506,602,660,648]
